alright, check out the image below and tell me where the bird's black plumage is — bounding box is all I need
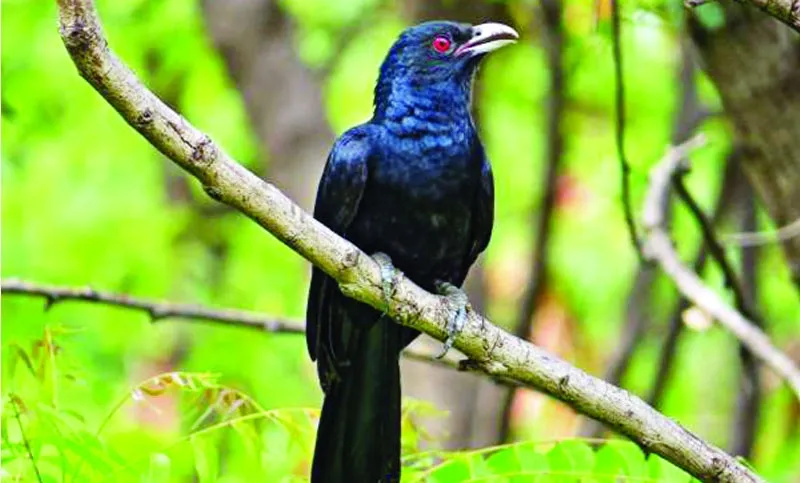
[306,20,515,482]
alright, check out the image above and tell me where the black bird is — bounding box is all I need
[306,20,518,482]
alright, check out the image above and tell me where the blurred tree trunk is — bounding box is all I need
[690,5,800,287]
[201,0,333,211]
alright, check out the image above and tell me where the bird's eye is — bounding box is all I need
[431,36,452,54]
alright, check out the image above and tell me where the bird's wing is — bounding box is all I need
[306,126,372,362]
[464,146,495,270]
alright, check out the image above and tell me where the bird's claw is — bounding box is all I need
[372,252,398,310]
[434,281,470,359]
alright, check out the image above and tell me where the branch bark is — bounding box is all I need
[728,0,800,33]
[53,0,763,480]
[689,0,800,33]
[642,138,800,401]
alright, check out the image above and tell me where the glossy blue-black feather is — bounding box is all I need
[306,126,372,363]
[306,20,501,483]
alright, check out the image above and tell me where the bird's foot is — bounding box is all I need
[372,252,399,310]
[434,281,470,359]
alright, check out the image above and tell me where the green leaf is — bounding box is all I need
[5,343,37,382]
[429,457,472,483]
[144,453,171,483]
[190,435,218,483]
[546,440,596,481]
[647,455,692,483]
[486,447,521,474]
[693,2,726,30]
[594,440,647,481]
[466,453,492,479]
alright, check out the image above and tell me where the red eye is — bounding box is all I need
[431,36,452,53]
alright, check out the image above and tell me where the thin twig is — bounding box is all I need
[723,217,800,247]
[2,279,305,333]
[600,29,700,395]
[672,168,768,447]
[580,34,701,438]
[499,0,564,444]
[48,1,764,480]
[642,137,800,400]
[673,180,756,318]
[1,278,486,376]
[648,246,708,408]
[647,157,739,409]
[610,0,644,262]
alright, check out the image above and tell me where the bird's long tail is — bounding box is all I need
[310,316,402,483]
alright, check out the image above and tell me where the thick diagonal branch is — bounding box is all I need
[52,1,762,480]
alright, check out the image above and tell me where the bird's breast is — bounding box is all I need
[374,127,475,201]
[348,144,478,287]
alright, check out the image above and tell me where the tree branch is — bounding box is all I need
[642,137,800,401]
[0,278,494,378]
[723,216,800,247]
[1,278,304,333]
[647,156,740,409]
[729,0,800,33]
[690,0,800,34]
[581,32,704,438]
[52,0,763,480]
[672,179,753,318]
[672,169,766,457]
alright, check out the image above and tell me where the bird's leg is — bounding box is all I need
[372,252,398,310]
[434,281,470,359]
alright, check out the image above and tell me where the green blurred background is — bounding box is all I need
[3,0,799,481]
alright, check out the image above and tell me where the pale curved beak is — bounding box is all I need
[456,22,519,57]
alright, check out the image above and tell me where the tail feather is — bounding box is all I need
[311,316,402,483]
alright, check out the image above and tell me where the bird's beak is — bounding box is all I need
[455,22,519,57]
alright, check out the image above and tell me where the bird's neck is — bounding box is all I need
[372,76,475,128]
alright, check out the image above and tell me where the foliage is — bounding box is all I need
[3,0,800,481]
[3,327,317,481]
[403,439,697,483]
[3,328,705,481]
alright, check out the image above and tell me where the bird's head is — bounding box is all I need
[374,21,518,116]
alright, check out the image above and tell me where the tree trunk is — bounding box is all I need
[201,0,332,211]
[690,6,800,286]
